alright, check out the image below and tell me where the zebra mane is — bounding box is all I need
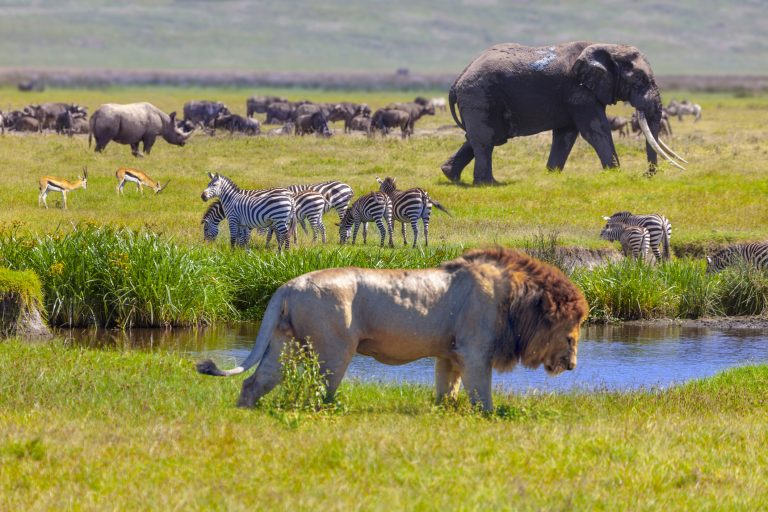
[217,175,241,192]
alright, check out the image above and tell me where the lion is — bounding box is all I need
[197,248,588,411]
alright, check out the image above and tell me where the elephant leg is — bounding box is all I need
[237,338,286,408]
[573,110,618,168]
[547,126,579,171]
[471,142,497,185]
[440,140,474,182]
[435,358,461,404]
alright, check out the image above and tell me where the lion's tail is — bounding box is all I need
[196,286,289,377]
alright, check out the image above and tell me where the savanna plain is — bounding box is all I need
[2,86,768,509]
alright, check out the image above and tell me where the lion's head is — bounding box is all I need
[444,248,589,375]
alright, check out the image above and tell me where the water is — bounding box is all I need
[61,323,768,393]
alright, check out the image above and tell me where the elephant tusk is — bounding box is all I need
[638,112,686,171]
[657,137,689,164]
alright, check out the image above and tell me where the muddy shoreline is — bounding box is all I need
[614,316,768,330]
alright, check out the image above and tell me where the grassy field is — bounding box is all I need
[1,86,767,252]
[1,340,767,510]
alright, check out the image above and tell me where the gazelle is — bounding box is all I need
[38,167,88,209]
[115,167,170,195]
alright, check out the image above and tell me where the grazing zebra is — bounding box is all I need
[600,223,651,261]
[262,189,331,246]
[287,181,353,223]
[201,187,292,246]
[339,191,394,247]
[376,176,451,247]
[603,211,672,261]
[706,243,768,273]
[201,173,295,251]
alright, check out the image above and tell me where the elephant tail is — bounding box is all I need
[448,85,464,131]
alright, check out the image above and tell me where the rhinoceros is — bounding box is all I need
[89,102,193,157]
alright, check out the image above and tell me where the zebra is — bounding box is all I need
[600,223,651,261]
[261,189,330,245]
[201,187,292,246]
[339,191,394,247]
[603,211,672,261]
[376,176,450,247]
[201,173,295,251]
[706,243,768,273]
[287,181,353,223]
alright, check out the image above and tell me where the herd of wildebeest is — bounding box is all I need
[0,94,450,139]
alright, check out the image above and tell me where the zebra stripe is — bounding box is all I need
[339,191,394,247]
[201,174,295,251]
[706,243,768,273]
[604,211,672,261]
[291,190,331,243]
[202,187,291,245]
[377,176,450,247]
[600,223,651,261]
[288,181,353,222]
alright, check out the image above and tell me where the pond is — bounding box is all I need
[61,323,768,393]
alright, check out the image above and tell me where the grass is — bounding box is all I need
[0,267,43,312]
[0,86,766,252]
[2,223,768,326]
[1,340,767,509]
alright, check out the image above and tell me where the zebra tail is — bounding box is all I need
[196,286,289,377]
[448,85,464,131]
[662,227,671,260]
[431,198,452,217]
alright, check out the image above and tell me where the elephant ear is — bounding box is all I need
[573,45,618,105]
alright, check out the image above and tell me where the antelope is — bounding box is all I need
[38,167,87,209]
[115,167,170,195]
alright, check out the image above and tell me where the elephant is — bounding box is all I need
[441,41,687,184]
[89,102,193,157]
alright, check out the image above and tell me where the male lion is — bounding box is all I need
[197,248,588,411]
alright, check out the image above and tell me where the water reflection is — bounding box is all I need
[60,323,768,393]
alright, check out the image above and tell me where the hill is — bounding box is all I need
[0,1,765,75]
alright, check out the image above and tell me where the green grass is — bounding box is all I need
[1,340,767,509]
[0,267,43,312]
[3,223,768,326]
[1,86,767,252]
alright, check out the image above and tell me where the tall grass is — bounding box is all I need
[1,223,766,326]
[0,223,234,327]
[572,258,768,321]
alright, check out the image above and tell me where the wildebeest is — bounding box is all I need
[28,103,87,131]
[328,103,370,133]
[295,112,331,137]
[385,101,435,133]
[246,95,288,117]
[13,115,40,132]
[607,116,629,137]
[213,114,260,135]
[631,111,672,137]
[70,116,90,134]
[295,102,335,119]
[265,102,297,125]
[348,114,372,134]
[183,100,230,128]
[89,102,193,157]
[371,108,412,138]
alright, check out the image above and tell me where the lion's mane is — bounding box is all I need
[442,248,588,371]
